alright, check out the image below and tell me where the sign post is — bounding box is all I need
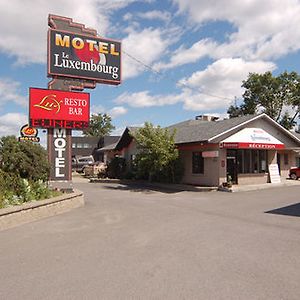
[28,14,121,191]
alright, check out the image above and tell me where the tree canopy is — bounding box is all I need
[132,122,182,183]
[0,136,49,181]
[83,113,115,137]
[227,71,300,129]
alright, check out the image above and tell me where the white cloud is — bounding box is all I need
[157,0,300,70]
[115,90,182,107]
[0,113,28,137]
[154,39,217,71]
[0,0,135,65]
[0,78,27,107]
[115,58,276,112]
[179,58,276,111]
[122,28,172,79]
[90,104,105,115]
[136,10,171,22]
[108,106,128,118]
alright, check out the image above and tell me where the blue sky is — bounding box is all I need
[1,0,300,142]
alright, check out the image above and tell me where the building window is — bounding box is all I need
[192,152,204,174]
[77,143,83,148]
[233,149,268,174]
[72,143,76,148]
[284,153,289,165]
[83,143,90,148]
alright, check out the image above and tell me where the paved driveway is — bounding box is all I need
[0,180,300,300]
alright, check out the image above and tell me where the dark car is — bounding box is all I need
[289,167,300,180]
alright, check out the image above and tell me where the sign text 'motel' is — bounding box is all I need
[48,29,121,85]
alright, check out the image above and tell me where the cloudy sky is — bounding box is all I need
[1,0,300,140]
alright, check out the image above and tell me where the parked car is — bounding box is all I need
[83,162,107,178]
[72,155,94,173]
[289,167,300,180]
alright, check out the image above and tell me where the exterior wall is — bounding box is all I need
[71,136,100,159]
[219,148,227,185]
[180,148,220,186]
[277,150,297,179]
[238,174,268,185]
[121,140,139,171]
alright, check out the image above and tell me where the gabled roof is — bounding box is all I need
[168,113,300,145]
[168,114,257,144]
[97,142,119,152]
[115,126,140,150]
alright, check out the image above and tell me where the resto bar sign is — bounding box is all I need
[48,29,121,85]
[29,87,90,129]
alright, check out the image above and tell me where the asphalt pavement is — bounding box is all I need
[0,178,300,299]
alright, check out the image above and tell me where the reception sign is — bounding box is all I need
[29,87,90,129]
[48,29,121,85]
[220,128,285,150]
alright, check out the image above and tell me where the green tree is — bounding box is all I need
[0,136,49,181]
[83,113,115,137]
[132,122,181,183]
[227,71,300,129]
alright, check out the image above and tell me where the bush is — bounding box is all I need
[0,169,59,208]
[107,157,126,178]
[0,136,49,181]
[0,136,58,209]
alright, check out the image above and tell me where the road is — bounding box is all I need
[0,179,300,299]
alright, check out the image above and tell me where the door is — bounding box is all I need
[227,150,238,184]
[277,153,281,175]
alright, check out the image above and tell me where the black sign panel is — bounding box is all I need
[48,29,121,85]
[48,128,72,181]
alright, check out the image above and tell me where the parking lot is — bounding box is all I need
[0,180,300,299]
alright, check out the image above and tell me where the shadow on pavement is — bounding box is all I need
[265,202,300,217]
[101,183,184,194]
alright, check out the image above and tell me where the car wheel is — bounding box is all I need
[290,173,298,180]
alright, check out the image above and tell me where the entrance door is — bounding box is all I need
[277,153,281,174]
[227,150,238,184]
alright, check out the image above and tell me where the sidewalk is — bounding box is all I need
[231,178,300,192]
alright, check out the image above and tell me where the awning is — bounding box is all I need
[220,128,285,150]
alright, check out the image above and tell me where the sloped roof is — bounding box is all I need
[97,142,119,152]
[115,126,140,150]
[168,114,258,144]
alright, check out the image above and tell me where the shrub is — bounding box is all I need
[0,136,58,209]
[0,136,49,181]
[107,157,126,178]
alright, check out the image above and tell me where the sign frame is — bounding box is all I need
[47,28,122,85]
[29,87,90,130]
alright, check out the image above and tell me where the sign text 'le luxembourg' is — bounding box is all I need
[48,29,121,85]
[29,87,90,129]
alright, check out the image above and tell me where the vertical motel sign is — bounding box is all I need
[31,15,121,189]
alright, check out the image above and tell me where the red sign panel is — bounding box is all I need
[29,88,90,129]
[220,142,285,150]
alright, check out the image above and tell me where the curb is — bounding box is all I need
[0,189,84,231]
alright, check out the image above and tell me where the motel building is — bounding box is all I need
[103,113,300,187]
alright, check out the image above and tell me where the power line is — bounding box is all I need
[122,49,234,102]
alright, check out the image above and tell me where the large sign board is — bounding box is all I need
[29,87,90,129]
[48,29,121,85]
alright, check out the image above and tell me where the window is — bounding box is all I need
[83,143,90,148]
[77,143,83,148]
[192,152,204,174]
[72,143,76,148]
[231,149,268,174]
